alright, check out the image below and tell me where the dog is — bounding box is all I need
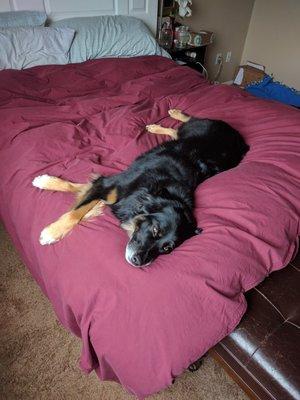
[32,109,249,267]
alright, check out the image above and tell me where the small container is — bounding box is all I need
[176,25,191,48]
[159,21,173,49]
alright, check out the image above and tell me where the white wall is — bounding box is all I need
[241,0,300,89]
[184,0,255,82]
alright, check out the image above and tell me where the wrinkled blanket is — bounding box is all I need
[0,56,299,398]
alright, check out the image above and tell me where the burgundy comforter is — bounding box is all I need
[0,56,299,398]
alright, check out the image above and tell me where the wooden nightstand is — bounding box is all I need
[166,44,208,74]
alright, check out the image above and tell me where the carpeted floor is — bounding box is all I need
[0,223,248,400]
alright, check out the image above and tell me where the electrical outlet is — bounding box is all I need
[215,53,222,65]
[226,51,232,63]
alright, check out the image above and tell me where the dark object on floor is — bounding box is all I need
[210,250,300,400]
[188,356,205,372]
[246,75,300,107]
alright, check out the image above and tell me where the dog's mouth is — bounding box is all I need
[125,243,153,268]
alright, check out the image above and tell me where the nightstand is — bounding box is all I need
[166,45,208,74]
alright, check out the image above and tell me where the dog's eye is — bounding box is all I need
[152,226,159,237]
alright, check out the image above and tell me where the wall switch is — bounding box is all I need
[215,53,222,65]
[225,51,232,63]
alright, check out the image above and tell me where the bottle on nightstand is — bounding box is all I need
[159,21,173,49]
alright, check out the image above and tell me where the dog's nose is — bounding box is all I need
[131,254,142,266]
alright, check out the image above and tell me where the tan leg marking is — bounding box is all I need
[74,183,93,206]
[33,174,97,211]
[32,174,88,193]
[146,124,178,140]
[82,201,105,220]
[168,109,191,122]
[106,187,118,204]
[121,220,135,238]
[39,200,99,245]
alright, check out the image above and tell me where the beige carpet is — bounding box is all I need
[0,223,248,400]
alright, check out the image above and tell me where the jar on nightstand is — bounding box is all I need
[174,26,191,48]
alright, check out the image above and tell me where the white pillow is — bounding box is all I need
[51,15,170,63]
[0,27,75,70]
[0,11,47,28]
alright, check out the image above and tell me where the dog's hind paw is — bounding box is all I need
[32,174,52,189]
[39,227,59,245]
[168,109,182,118]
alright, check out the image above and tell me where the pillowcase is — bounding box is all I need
[51,15,170,63]
[0,11,47,28]
[0,27,75,70]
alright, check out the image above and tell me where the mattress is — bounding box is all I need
[0,56,299,398]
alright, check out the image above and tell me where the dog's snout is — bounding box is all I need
[125,242,153,267]
[125,243,144,267]
[131,254,142,267]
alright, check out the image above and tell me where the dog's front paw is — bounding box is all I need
[39,214,74,245]
[32,174,52,189]
[39,226,59,245]
[83,201,105,220]
[146,124,162,134]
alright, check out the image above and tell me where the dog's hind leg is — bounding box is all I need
[74,180,119,211]
[32,175,88,193]
[39,199,102,245]
[168,109,191,123]
[32,174,103,211]
[146,124,178,140]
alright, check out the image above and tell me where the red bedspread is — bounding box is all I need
[0,56,299,398]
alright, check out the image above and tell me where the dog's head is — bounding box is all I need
[122,205,201,267]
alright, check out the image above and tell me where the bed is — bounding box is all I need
[0,6,300,400]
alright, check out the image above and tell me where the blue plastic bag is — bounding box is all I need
[245,75,300,107]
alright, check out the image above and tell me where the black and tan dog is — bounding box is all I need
[33,109,249,267]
